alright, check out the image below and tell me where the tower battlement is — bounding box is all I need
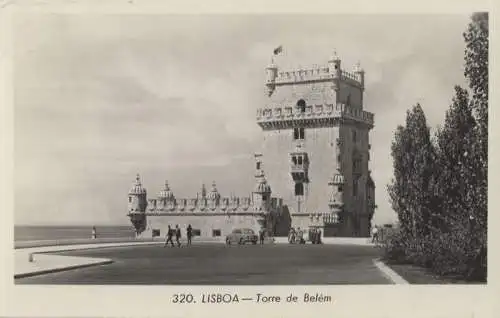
[265,53,365,99]
[145,195,283,215]
[271,66,363,87]
[256,102,374,130]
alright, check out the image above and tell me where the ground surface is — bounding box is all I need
[16,243,391,285]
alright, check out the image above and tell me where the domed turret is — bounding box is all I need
[207,181,221,201]
[328,50,342,80]
[327,171,345,224]
[128,174,148,236]
[158,180,175,200]
[254,171,272,194]
[129,174,147,196]
[208,181,221,210]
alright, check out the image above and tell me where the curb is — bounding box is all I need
[373,259,409,285]
[14,259,114,279]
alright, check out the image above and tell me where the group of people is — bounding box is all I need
[288,227,322,244]
[309,228,322,244]
[288,227,305,244]
[163,224,193,247]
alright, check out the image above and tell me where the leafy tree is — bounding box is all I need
[434,86,476,232]
[388,104,435,240]
[463,12,488,234]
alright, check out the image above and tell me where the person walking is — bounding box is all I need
[317,229,322,244]
[164,225,174,247]
[259,228,265,245]
[186,224,193,246]
[91,226,97,239]
[371,226,379,243]
[288,227,295,244]
[175,224,181,247]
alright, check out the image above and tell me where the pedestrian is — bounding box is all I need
[259,228,265,245]
[371,226,379,243]
[288,227,296,244]
[297,227,304,244]
[175,224,181,247]
[164,225,174,247]
[186,224,193,246]
[317,229,322,244]
[91,226,97,239]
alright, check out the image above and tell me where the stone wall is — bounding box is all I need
[143,214,264,239]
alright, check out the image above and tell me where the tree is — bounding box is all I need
[464,13,488,229]
[434,86,476,231]
[388,104,435,240]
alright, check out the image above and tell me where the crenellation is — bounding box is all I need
[256,102,374,129]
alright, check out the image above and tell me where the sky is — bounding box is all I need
[13,13,470,226]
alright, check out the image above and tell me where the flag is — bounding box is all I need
[273,45,283,55]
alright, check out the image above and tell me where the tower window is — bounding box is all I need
[338,185,343,192]
[297,156,303,165]
[295,183,304,196]
[129,197,132,203]
[256,162,261,170]
[292,156,297,165]
[297,99,306,113]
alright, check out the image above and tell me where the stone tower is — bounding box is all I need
[256,51,375,237]
[128,174,148,235]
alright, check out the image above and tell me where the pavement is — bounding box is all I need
[14,237,384,283]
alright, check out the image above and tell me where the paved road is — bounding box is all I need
[16,243,390,285]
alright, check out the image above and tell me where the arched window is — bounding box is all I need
[256,162,261,170]
[295,183,304,196]
[297,99,306,113]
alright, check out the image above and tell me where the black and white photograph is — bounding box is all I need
[8,9,488,289]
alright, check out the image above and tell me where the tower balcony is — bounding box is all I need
[290,151,309,182]
[290,167,308,182]
[256,103,374,130]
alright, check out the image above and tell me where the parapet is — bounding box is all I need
[268,64,363,88]
[256,102,374,130]
[145,195,283,214]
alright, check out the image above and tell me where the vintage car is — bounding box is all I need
[225,228,258,245]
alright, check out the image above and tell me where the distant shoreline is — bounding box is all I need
[14,225,136,242]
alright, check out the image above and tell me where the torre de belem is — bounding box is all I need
[128,52,376,239]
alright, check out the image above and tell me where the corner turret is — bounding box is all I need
[353,61,365,90]
[328,50,342,79]
[128,174,148,236]
[252,154,272,211]
[327,171,345,224]
[128,174,148,213]
[265,61,278,97]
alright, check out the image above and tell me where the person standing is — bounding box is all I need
[186,224,193,246]
[164,225,174,247]
[175,224,181,247]
[259,228,265,245]
[91,226,97,239]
